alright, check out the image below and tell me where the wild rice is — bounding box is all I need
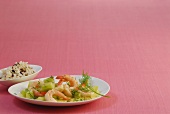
[0,61,35,80]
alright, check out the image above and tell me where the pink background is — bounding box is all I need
[0,0,170,113]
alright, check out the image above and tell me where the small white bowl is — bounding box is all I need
[0,65,42,87]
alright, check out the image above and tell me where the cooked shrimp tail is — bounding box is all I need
[45,89,70,102]
[56,75,78,88]
[33,89,46,97]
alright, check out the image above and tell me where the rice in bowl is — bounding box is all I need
[0,61,35,80]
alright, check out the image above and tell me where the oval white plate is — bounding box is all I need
[8,75,110,106]
[0,65,42,86]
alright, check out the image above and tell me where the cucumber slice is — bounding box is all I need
[25,90,34,99]
[39,82,55,91]
[36,97,45,101]
[20,89,28,97]
[44,76,54,83]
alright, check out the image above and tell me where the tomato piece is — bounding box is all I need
[40,91,47,96]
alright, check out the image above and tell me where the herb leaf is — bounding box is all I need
[79,70,91,86]
[79,71,110,98]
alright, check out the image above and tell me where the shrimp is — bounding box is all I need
[54,84,72,97]
[56,75,78,88]
[32,89,46,97]
[54,84,64,92]
[63,84,72,97]
[28,81,39,89]
[28,80,44,89]
[45,89,70,102]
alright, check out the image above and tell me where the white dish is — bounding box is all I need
[8,75,110,106]
[0,65,42,86]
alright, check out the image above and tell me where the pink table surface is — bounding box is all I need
[0,0,170,114]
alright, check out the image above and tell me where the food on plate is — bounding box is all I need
[20,71,106,102]
[0,61,35,80]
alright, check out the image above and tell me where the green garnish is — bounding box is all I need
[79,71,110,98]
[79,70,91,86]
[44,76,54,83]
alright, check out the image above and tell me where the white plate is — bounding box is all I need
[8,75,110,106]
[0,65,42,86]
